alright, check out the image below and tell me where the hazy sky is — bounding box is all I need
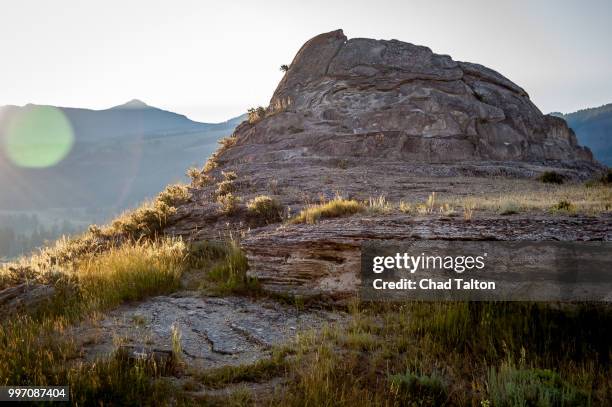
[1,0,611,122]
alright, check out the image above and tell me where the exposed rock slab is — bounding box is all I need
[243,215,612,299]
[73,293,344,368]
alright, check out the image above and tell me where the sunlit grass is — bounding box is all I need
[440,183,611,215]
[290,197,365,224]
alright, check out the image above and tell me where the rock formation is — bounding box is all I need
[166,30,609,299]
[221,29,597,169]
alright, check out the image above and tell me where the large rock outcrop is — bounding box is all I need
[222,29,597,168]
[166,30,609,299]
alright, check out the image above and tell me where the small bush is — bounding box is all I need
[539,171,564,184]
[290,197,365,224]
[222,170,237,182]
[247,106,267,124]
[156,184,190,207]
[110,184,190,240]
[280,64,289,72]
[218,135,237,152]
[203,153,219,172]
[487,364,588,407]
[217,193,240,215]
[552,200,576,213]
[603,169,612,184]
[389,369,447,406]
[216,180,235,196]
[110,201,174,240]
[186,167,212,188]
[247,196,283,223]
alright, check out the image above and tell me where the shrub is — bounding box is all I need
[539,171,564,184]
[221,170,237,182]
[110,200,176,240]
[247,196,283,223]
[247,106,267,124]
[216,180,235,196]
[290,197,365,224]
[280,64,289,72]
[156,184,190,207]
[487,364,588,407]
[218,135,237,152]
[217,193,240,215]
[389,369,447,406]
[186,167,212,188]
[603,169,612,184]
[203,152,219,172]
[552,199,576,213]
[110,184,190,240]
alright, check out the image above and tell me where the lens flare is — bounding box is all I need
[4,105,74,168]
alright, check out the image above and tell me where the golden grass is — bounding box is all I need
[290,197,365,224]
[441,183,611,215]
[0,238,194,403]
[75,238,187,312]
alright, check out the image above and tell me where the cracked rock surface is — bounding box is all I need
[74,293,344,368]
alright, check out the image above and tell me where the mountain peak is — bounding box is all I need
[112,99,149,109]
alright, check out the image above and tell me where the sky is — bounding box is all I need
[0,0,611,123]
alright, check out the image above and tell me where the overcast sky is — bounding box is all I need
[1,0,610,122]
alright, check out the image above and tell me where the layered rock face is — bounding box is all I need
[223,29,596,167]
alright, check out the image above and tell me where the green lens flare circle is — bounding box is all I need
[5,106,74,168]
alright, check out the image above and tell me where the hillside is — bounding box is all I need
[1,30,611,405]
[553,103,612,166]
[0,101,244,211]
[0,102,244,257]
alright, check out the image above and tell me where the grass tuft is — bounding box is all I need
[290,197,365,224]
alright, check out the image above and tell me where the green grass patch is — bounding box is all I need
[200,240,258,295]
[487,363,588,406]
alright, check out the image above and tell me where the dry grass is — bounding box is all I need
[290,197,365,224]
[441,183,611,215]
[0,238,194,403]
[366,195,393,214]
[75,238,187,312]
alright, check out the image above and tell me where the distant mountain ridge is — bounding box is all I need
[552,103,612,166]
[0,101,245,214]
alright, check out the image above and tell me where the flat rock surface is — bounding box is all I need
[73,293,345,368]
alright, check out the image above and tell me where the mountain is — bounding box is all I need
[0,100,245,215]
[552,104,612,166]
